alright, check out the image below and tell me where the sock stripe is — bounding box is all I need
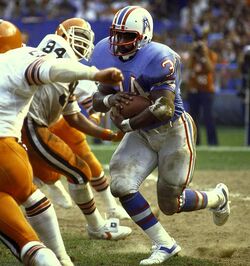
[23,245,44,265]
[78,198,96,215]
[90,176,109,191]
[25,198,51,217]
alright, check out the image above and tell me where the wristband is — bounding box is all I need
[103,94,113,108]
[120,119,133,132]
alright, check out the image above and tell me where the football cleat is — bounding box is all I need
[47,180,73,209]
[106,205,130,220]
[211,183,230,226]
[140,243,181,265]
[86,218,132,240]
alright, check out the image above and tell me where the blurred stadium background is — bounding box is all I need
[1,0,249,145]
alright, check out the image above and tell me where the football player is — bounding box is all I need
[92,6,231,265]
[47,82,130,220]
[0,19,123,266]
[21,17,132,250]
[35,21,129,219]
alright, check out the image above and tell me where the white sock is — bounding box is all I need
[145,222,175,248]
[98,186,118,211]
[91,172,118,211]
[203,190,222,208]
[23,189,70,261]
[68,183,105,230]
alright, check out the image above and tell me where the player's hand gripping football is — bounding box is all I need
[108,91,136,110]
[94,67,124,85]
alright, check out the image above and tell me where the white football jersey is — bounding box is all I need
[0,46,50,141]
[28,35,81,127]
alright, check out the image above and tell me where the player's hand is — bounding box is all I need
[111,130,124,142]
[100,128,124,141]
[94,67,124,85]
[109,91,136,110]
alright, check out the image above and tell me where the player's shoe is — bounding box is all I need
[140,243,181,265]
[211,183,230,226]
[47,180,73,209]
[106,205,130,220]
[86,218,132,240]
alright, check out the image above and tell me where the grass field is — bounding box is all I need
[0,126,250,266]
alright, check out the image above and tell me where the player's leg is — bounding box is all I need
[0,138,61,266]
[25,117,131,240]
[201,92,218,145]
[157,112,230,226]
[110,132,179,264]
[51,117,129,219]
[46,178,73,209]
[23,186,73,266]
[77,139,130,219]
[187,92,201,145]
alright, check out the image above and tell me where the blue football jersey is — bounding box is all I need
[90,37,185,125]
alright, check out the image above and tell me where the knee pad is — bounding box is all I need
[110,176,137,198]
[157,183,183,215]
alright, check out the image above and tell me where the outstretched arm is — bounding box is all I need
[26,57,123,86]
[63,112,122,141]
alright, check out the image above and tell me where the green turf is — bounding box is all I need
[0,235,219,266]
[89,126,250,170]
[0,126,248,265]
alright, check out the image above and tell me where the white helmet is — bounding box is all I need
[110,6,153,56]
[56,18,94,61]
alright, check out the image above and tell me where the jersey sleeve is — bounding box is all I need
[150,54,181,93]
[24,55,51,86]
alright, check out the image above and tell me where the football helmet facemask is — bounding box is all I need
[0,20,22,53]
[55,17,94,61]
[110,6,153,57]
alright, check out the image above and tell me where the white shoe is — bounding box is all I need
[47,180,73,209]
[87,218,132,240]
[140,243,181,265]
[211,183,230,226]
[32,248,62,266]
[106,205,130,220]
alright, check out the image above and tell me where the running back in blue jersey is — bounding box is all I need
[90,37,185,121]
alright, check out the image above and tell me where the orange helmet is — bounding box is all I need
[0,19,22,53]
[55,18,94,61]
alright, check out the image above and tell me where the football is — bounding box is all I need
[117,95,151,119]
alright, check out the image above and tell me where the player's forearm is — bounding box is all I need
[129,109,162,130]
[64,112,112,139]
[48,58,99,83]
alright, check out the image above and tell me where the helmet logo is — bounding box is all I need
[142,17,150,34]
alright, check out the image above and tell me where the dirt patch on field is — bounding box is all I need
[54,170,250,266]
